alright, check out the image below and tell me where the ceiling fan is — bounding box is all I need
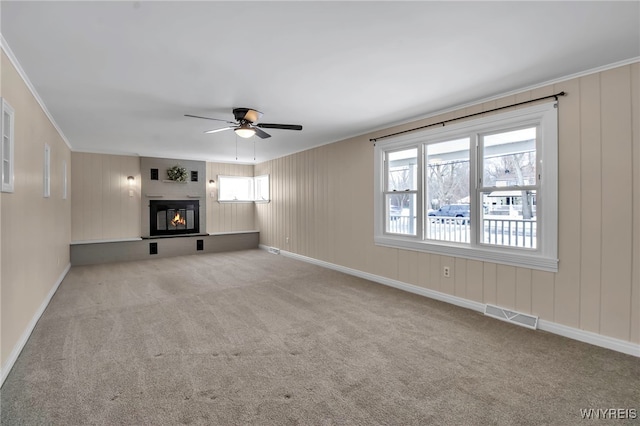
[185,107,303,139]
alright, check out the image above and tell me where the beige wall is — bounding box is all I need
[0,46,3,374]
[206,162,256,233]
[71,152,141,241]
[1,51,71,367]
[256,63,640,345]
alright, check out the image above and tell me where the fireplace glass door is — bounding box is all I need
[150,200,199,236]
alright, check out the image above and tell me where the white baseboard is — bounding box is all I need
[1,263,71,387]
[537,320,639,357]
[263,246,485,313]
[261,245,640,358]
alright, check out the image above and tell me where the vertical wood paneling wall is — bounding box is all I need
[71,152,141,241]
[256,63,640,345]
[206,162,256,233]
[1,52,71,366]
[70,158,258,240]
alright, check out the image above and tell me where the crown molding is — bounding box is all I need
[1,34,73,150]
[366,56,640,141]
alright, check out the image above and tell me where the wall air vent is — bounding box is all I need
[267,247,280,255]
[484,304,538,330]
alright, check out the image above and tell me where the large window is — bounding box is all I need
[374,102,558,271]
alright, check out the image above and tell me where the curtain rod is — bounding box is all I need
[370,91,566,143]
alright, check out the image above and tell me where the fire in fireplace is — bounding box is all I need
[149,200,200,236]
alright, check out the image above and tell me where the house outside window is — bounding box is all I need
[374,102,558,272]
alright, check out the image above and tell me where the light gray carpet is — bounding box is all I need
[1,249,638,425]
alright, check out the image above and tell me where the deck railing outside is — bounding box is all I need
[388,215,537,248]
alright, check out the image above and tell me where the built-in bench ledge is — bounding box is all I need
[209,230,260,236]
[141,233,209,240]
[70,231,259,265]
[71,237,143,245]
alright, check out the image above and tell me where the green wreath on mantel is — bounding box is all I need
[167,165,188,182]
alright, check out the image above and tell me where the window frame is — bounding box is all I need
[43,143,51,198]
[62,160,68,200]
[1,98,15,193]
[217,174,270,203]
[254,174,271,203]
[383,146,421,237]
[374,102,558,272]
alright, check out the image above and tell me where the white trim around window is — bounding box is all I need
[217,174,270,203]
[43,143,51,198]
[374,102,558,272]
[1,98,15,193]
[62,160,68,200]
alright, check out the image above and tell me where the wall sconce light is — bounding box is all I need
[209,179,215,185]
[127,176,135,197]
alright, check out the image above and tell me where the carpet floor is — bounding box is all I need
[1,249,638,425]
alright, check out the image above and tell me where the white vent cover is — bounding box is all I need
[267,247,280,255]
[484,304,538,330]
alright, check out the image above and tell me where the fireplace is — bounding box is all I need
[149,200,200,236]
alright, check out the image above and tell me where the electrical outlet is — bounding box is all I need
[443,266,451,278]
[286,237,290,244]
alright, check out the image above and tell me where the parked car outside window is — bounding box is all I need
[428,204,471,224]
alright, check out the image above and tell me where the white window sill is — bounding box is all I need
[218,200,271,204]
[375,236,558,272]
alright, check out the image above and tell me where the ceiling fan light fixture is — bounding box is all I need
[234,123,255,138]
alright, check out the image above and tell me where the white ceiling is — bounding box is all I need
[1,1,639,164]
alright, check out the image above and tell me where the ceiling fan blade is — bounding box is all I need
[185,114,236,125]
[253,127,271,139]
[204,127,233,134]
[256,123,303,131]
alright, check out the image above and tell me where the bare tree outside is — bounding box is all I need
[388,165,413,211]
[425,139,470,210]
[426,159,469,209]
